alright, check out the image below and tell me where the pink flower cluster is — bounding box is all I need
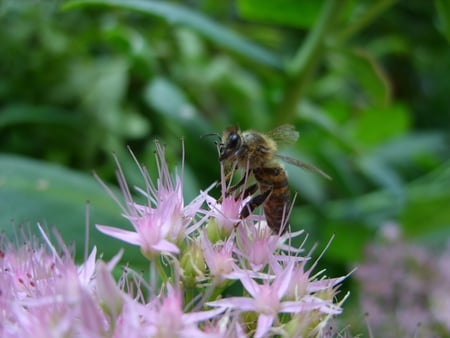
[0,142,348,337]
[356,223,450,336]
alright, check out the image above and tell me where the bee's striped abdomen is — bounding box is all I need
[253,166,290,233]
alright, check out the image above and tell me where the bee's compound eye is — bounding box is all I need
[228,133,240,149]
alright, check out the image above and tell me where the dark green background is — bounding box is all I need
[1,0,449,332]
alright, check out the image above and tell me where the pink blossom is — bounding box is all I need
[0,228,111,337]
[201,231,236,281]
[96,141,209,258]
[204,164,257,237]
[1,141,350,337]
[234,221,279,271]
[208,260,344,338]
[144,284,225,338]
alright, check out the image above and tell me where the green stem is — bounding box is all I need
[154,256,168,283]
[276,0,342,124]
[335,0,399,43]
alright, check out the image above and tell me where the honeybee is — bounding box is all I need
[218,124,331,233]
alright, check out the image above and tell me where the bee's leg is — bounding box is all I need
[216,171,234,188]
[217,174,248,203]
[236,183,258,200]
[225,172,253,197]
[239,187,272,220]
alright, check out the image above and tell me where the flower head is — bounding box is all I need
[201,231,236,281]
[145,284,224,338]
[234,221,279,272]
[96,141,209,259]
[207,260,343,338]
[0,226,121,338]
[2,140,350,337]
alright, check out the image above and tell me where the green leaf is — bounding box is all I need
[63,0,282,69]
[352,103,410,148]
[323,161,450,242]
[144,77,195,119]
[435,0,450,43]
[143,77,209,133]
[358,156,403,192]
[237,0,323,28]
[362,132,447,168]
[0,104,80,127]
[0,155,146,266]
[349,48,392,106]
[328,48,391,107]
[400,162,450,238]
[322,221,373,262]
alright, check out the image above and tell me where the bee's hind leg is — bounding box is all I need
[239,187,272,221]
[235,183,258,201]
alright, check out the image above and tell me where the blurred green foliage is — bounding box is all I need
[0,0,449,307]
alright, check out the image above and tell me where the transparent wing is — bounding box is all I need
[266,124,299,147]
[275,153,332,180]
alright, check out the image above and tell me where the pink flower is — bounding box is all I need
[201,231,236,281]
[1,141,350,337]
[144,284,225,338]
[0,227,112,338]
[205,164,259,237]
[205,262,286,338]
[207,261,343,338]
[234,222,279,272]
[206,193,242,235]
[96,141,209,258]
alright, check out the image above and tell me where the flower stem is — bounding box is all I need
[334,0,399,43]
[276,0,342,124]
[154,257,168,283]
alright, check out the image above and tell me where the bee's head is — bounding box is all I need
[219,127,242,162]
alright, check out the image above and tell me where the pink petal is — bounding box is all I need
[239,274,259,299]
[275,262,294,299]
[255,314,274,338]
[182,307,225,324]
[280,300,317,313]
[152,240,180,254]
[96,225,141,245]
[77,247,97,286]
[207,297,255,312]
[307,275,347,292]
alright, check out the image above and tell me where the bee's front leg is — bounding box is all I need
[225,175,246,196]
[225,170,254,197]
[239,187,272,220]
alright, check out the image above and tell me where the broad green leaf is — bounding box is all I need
[326,161,450,238]
[358,156,404,192]
[400,162,450,238]
[352,104,410,148]
[0,104,80,127]
[66,58,128,115]
[327,48,391,107]
[348,48,391,107]
[63,0,282,69]
[237,0,322,28]
[298,101,357,152]
[0,155,146,266]
[322,221,373,262]
[361,132,447,167]
[143,77,212,137]
[144,77,195,119]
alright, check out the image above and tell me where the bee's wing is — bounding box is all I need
[275,153,332,180]
[267,124,299,147]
